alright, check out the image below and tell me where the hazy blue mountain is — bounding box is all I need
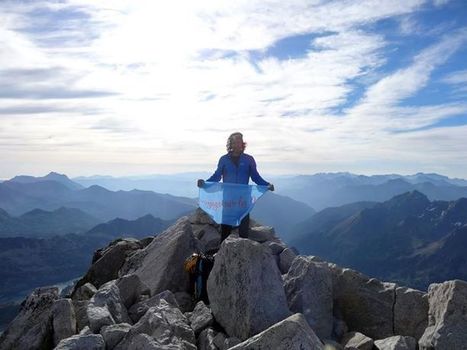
[0,207,100,238]
[290,191,467,290]
[0,178,197,221]
[86,214,174,240]
[251,192,315,240]
[271,172,467,210]
[74,172,211,197]
[9,172,84,190]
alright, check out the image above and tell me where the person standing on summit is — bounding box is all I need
[197,132,274,241]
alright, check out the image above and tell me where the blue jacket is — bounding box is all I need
[206,153,269,186]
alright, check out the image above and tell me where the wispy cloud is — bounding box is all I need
[0,0,466,178]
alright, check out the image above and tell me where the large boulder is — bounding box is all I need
[120,217,199,295]
[189,301,213,335]
[100,323,131,349]
[52,298,77,346]
[419,279,467,350]
[331,266,395,339]
[284,256,333,339]
[54,333,105,350]
[374,335,417,350]
[229,313,324,350]
[116,274,150,308]
[207,237,291,340]
[192,224,221,253]
[115,299,196,350]
[74,238,143,291]
[393,287,428,340]
[0,286,58,350]
[128,290,180,323]
[87,280,131,333]
[341,331,374,350]
[279,248,297,274]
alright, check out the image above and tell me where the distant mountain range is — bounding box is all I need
[72,171,467,212]
[272,172,467,210]
[0,214,173,304]
[289,191,467,290]
[0,207,100,238]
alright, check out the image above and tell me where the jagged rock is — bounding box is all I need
[120,217,199,295]
[394,287,428,340]
[213,332,227,349]
[115,299,196,350]
[87,280,131,333]
[207,237,291,340]
[79,326,92,335]
[265,241,286,255]
[190,207,217,225]
[0,286,58,350]
[74,238,143,291]
[189,301,213,335]
[419,279,467,350]
[72,283,97,301]
[72,300,89,332]
[192,224,221,253]
[229,313,324,350]
[54,333,105,350]
[100,323,131,349]
[248,225,277,243]
[52,298,77,346]
[284,256,333,339]
[331,266,395,339]
[128,290,179,323]
[374,335,417,350]
[341,331,374,350]
[279,248,297,274]
[198,327,217,350]
[116,274,150,308]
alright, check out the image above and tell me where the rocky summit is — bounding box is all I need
[1,208,467,350]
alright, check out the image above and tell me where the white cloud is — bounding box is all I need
[1,0,467,178]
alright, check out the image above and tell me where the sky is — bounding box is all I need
[1,0,467,179]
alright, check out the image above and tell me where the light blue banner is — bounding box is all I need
[198,182,268,226]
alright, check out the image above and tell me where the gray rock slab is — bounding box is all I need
[128,289,179,323]
[284,256,333,339]
[248,225,277,243]
[207,237,291,340]
[116,273,150,308]
[72,282,97,301]
[192,224,220,253]
[229,313,324,350]
[52,298,77,346]
[331,266,395,339]
[75,238,143,290]
[100,323,131,349]
[189,301,213,335]
[419,279,467,350]
[87,280,131,333]
[115,299,196,350]
[54,333,105,350]
[0,286,58,350]
[341,331,374,350]
[198,327,217,350]
[72,300,89,332]
[374,335,417,350]
[279,248,297,274]
[120,217,199,295]
[394,287,428,340]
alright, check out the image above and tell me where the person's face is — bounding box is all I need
[231,136,244,154]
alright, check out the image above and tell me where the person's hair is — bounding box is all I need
[226,132,246,153]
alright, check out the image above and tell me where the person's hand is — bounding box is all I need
[197,179,205,188]
[268,183,275,191]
